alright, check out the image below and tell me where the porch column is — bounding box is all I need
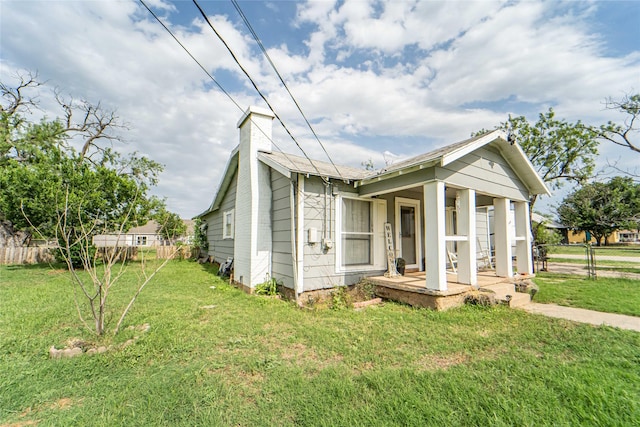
[456,189,477,286]
[424,181,447,291]
[493,197,513,278]
[514,201,533,275]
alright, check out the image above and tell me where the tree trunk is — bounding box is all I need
[0,220,31,247]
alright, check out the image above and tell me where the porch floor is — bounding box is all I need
[368,270,510,296]
[368,270,517,310]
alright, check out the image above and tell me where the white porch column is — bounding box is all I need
[456,189,477,286]
[493,197,513,278]
[424,181,447,291]
[514,201,533,275]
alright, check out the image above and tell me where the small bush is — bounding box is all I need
[255,275,279,296]
[330,285,351,310]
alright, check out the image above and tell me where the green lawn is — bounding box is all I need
[533,273,640,316]
[1,262,639,426]
[548,245,640,257]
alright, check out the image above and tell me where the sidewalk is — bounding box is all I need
[550,254,640,263]
[544,262,640,280]
[521,303,640,332]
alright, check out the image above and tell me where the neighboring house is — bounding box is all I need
[567,229,640,245]
[93,221,162,247]
[531,212,569,244]
[93,220,193,248]
[615,230,640,244]
[198,107,549,298]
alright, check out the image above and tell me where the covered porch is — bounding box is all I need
[353,131,548,295]
[363,181,534,293]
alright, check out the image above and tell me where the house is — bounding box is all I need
[566,229,640,245]
[199,106,549,302]
[531,212,568,244]
[93,219,194,248]
[93,221,162,247]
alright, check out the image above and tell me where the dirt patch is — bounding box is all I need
[50,398,74,410]
[5,398,79,427]
[49,324,150,359]
[417,353,469,371]
[0,421,39,427]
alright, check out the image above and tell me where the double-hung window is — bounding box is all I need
[341,198,373,267]
[336,194,391,271]
[223,209,234,239]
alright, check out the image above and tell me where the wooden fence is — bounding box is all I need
[0,245,194,264]
[0,247,56,265]
[156,245,193,260]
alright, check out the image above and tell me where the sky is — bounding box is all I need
[1,0,639,219]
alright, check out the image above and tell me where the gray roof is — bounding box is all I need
[259,151,369,181]
[531,213,565,229]
[127,220,159,235]
[375,132,490,175]
[199,129,549,217]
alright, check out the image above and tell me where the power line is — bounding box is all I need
[191,0,326,180]
[230,0,344,181]
[138,0,241,112]
[137,0,300,170]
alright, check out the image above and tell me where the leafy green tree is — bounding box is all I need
[154,208,187,241]
[1,72,170,336]
[1,73,162,242]
[475,108,599,214]
[192,217,209,252]
[557,177,640,246]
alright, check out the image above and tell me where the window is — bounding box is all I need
[336,196,386,272]
[136,236,147,246]
[223,210,234,239]
[340,198,373,267]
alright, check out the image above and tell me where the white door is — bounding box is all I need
[395,198,423,270]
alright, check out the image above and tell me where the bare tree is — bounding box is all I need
[54,89,126,161]
[0,71,42,116]
[26,188,179,336]
[598,93,640,153]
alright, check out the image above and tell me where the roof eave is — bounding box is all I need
[196,147,239,218]
[440,129,507,167]
[355,159,440,187]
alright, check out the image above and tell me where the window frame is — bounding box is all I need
[222,209,235,240]
[136,235,148,246]
[335,195,385,273]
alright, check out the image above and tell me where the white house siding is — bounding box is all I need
[204,170,238,263]
[270,170,294,289]
[436,146,530,202]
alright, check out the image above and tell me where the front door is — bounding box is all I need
[395,198,422,271]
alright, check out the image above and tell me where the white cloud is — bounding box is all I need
[2,0,639,218]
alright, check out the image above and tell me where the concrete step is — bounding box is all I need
[508,292,531,308]
[480,283,515,299]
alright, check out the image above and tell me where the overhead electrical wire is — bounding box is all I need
[137,0,299,168]
[191,0,327,180]
[229,0,344,181]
